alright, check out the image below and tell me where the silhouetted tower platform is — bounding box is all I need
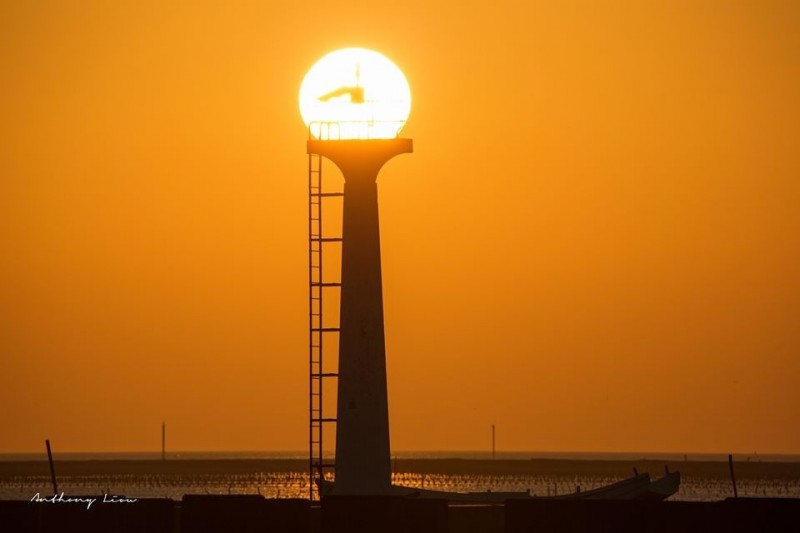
[308,134,412,496]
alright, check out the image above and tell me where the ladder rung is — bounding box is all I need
[311,192,344,198]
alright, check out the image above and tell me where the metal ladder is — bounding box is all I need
[308,151,342,500]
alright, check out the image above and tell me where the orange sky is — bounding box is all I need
[1,1,799,455]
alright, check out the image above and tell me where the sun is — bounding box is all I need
[299,48,411,140]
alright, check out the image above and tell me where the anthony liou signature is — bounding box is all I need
[31,492,137,510]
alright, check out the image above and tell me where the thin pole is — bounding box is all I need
[728,454,738,498]
[45,439,58,494]
[162,422,166,461]
[492,424,496,459]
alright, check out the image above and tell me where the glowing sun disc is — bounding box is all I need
[299,48,411,140]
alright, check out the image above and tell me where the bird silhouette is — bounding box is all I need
[318,63,365,103]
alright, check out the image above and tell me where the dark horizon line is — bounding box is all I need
[2,450,799,461]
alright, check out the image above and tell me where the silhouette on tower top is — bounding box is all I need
[317,86,364,103]
[317,63,365,103]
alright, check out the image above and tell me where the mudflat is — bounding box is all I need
[1,458,798,480]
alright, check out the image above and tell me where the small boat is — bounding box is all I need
[638,470,681,501]
[553,472,652,500]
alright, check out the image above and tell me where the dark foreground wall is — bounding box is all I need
[2,496,799,533]
[0,497,176,533]
[0,496,309,533]
[322,495,448,533]
[182,495,310,533]
[506,498,800,533]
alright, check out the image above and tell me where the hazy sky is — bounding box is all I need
[2,1,799,455]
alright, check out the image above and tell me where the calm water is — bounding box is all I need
[2,451,799,502]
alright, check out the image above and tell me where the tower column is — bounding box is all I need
[307,138,412,495]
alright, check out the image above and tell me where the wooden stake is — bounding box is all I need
[728,453,738,498]
[45,439,58,494]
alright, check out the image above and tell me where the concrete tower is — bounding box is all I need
[308,138,412,494]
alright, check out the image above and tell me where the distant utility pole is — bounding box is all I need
[162,422,166,461]
[492,424,496,459]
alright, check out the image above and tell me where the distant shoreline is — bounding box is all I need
[2,451,798,462]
